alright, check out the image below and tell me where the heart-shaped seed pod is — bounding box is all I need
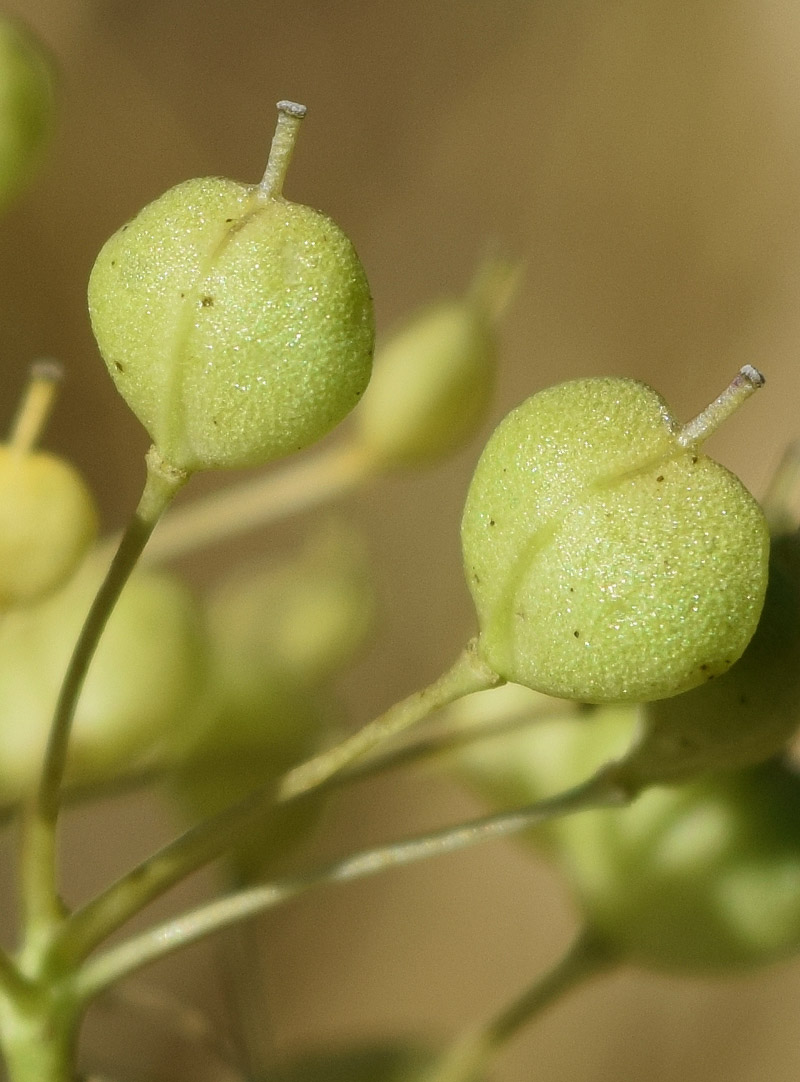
[0,16,55,212]
[461,370,769,703]
[88,102,374,474]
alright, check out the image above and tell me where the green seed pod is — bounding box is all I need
[0,17,55,212]
[355,260,514,467]
[88,102,374,474]
[450,704,800,973]
[620,529,800,786]
[0,363,97,610]
[0,445,97,609]
[562,757,800,973]
[0,556,209,797]
[461,371,769,703]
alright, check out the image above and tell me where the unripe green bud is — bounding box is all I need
[88,102,374,473]
[355,260,513,466]
[0,363,97,610]
[0,17,55,212]
[461,372,769,703]
[0,446,96,608]
[0,556,209,796]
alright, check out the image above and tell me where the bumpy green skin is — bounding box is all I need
[461,377,769,703]
[88,176,374,472]
[0,448,97,608]
[0,558,209,795]
[356,299,495,466]
[626,531,800,784]
[0,17,55,212]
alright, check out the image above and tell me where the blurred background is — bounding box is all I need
[3,0,800,1079]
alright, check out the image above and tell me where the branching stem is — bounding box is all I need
[19,448,186,945]
[73,765,629,1002]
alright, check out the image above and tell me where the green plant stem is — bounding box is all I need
[418,928,618,1082]
[279,640,502,800]
[54,642,500,967]
[142,440,375,564]
[19,448,187,949]
[72,765,630,1003]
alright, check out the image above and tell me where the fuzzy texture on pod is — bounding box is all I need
[461,377,769,703]
[0,447,97,609]
[0,17,55,212]
[88,176,374,472]
[622,530,800,785]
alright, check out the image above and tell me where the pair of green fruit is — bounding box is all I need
[87,100,771,714]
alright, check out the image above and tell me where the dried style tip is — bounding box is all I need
[260,100,308,199]
[8,359,63,454]
[678,365,765,449]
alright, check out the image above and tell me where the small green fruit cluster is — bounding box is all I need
[0,16,55,212]
[462,372,769,703]
[89,102,374,475]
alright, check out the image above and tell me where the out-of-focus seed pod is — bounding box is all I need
[0,17,55,212]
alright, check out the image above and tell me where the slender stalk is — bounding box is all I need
[143,441,374,564]
[54,642,500,966]
[73,765,631,1002]
[19,448,187,945]
[418,929,617,1082]
[53,779,308,969]
[279,640,502,800]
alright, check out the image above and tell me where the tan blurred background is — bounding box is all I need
[3,0,800,1079]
